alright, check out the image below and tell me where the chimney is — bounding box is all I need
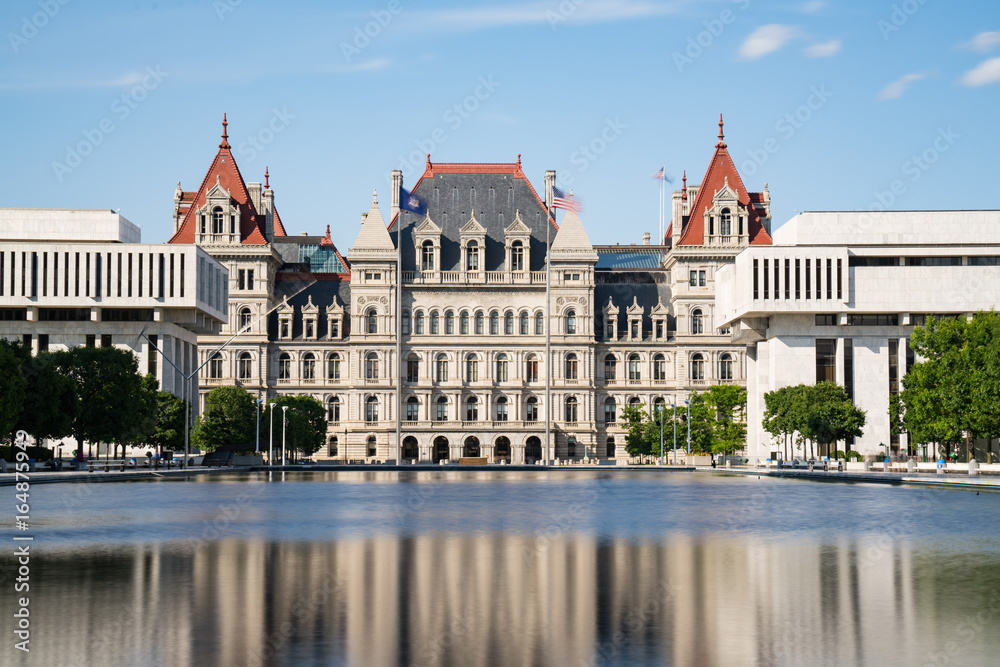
[247,182,262,212]
[300,231,308,236]
[643,232,650,246]
[391,170,402,220]
[544,170,556,218]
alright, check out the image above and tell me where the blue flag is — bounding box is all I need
[399,186,427,215]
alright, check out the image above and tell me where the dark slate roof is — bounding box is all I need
[274,237,348,274]
[268,278,352,341]
[389,162,557,272]
[595,277,672,339]
[595,246,665,270]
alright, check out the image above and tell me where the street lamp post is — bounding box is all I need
[672,402,677,465]
[686,399,691,457]
[255,398,263,454]
[281,405,289,466]
[659,403,664,466]
[268,401,276,465]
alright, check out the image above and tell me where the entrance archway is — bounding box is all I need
[402,436,418,462]
[433,436,450,463]
[463,436,480,457]
[525,436,542,463]
[495,436,511,463]
[606,437,615,458]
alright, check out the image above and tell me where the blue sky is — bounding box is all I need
[2,0,998,246]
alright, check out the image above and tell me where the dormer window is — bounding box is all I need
[720,208,732,236]
[421,240,435,271]
[511,241,524,271]
[212,207,224,234]
[466,241,479,270]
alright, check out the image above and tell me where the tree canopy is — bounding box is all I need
[192,385,257,452]
[762,382,865,459]
[264,395,326,460]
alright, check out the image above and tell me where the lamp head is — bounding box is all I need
[282,405,289,413]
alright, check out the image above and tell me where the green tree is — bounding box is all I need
[804,382,866,457]
[121,374,160,457]
[263,395,326,462]
[16,350,78,448]
[192,385,256,452]
[704,384,747,456]
[620,403,653,461]
[150,390,187,454]
[0,342,26,444]
[686,392,716,454]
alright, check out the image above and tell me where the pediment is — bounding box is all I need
[326,297,344,315]
[626,295,644,316]
[205,176,233,203]
[650,296,668,315]
[460,215,486,235]
[711,177,738,205]
[276,298,294,316]
[301,294,319,315]
[505,210,531,236]
[602,296,619,315]
[414,214,441,235]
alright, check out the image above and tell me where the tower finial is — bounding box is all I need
[517,153,521,166]
[426,153,431,168]
[321,224,333,247]
[220,113,230,149]
[264,166,270,189]
[716,114,726,148]
[372,189,378,205]
[681,170,687,201]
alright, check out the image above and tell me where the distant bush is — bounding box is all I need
[846,450,863,461]
[832,450,847,460]
[0,445,53,461]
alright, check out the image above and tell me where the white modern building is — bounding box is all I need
[715,209,1000,462]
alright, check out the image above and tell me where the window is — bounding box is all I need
[421,240,435,271]
[466,355,479,382]
[604,354,617,380]
[816,339,836,383]
[208,353,223,379]
[446,311,455,335]
[564,396,578,423]
[490,311,499,335]
[689,270,697,287]
[520,312,529,335]
[239,307,252,331]
[305,320,315,339]
[847,314,899,326]
[690,353,704,380]
[566,310,576,334]
[460,311,469,335]
[628,353,641,381]
[535,312,544,335]
[330,319,340,338]
[365,396,379,422]
[753,259,759,299]
[237,268,254,291]
[328,397,341,423]
[367,436,377,458]
[406,356,419,382]
[278,353,291,380]
[466,396,479,421]
[505,312,514,335]
[653,354,666,380]
[406,397,419,421]
[720,208,731,236]
[655,321,664,339]
[327,353,341,379]
[436,396,449,421]
[631,321,640,339]
[606,321,616,339]
[329,436,339,456]
[466,241,479,270]
[212,207,224,234]
[691,309,703,334]
[430,311,439,335]
[238,352,252,379]
[719,353,733,380]
[525,355,538,383]
[366,309,377,334]
[402,311,411,334]
[435,354,448,382]
[604,397,616,425]
[565,353,578,380]
[816,314,837,326]
[905,256,962,267]
[302,353,316,380]
[365,352,379,379]
[495,396,509,421]
[415,311,424,334]
[511,241,524,271]
[525,397,538,422]
[495,354,509,382]
[849,256,899,267]
[475,311,484,335]
[280,320,290,339]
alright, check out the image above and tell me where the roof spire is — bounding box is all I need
[517,153,521,166]
[321,224,333,247]
[681,170,687,201]
[264,166,270,189]
[372,189,378,205]
[716,113,726,148]
[426,154,431,168]
[220,113,230,149]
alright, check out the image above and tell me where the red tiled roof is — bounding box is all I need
[664,220,673,244]
[272,203,288,237]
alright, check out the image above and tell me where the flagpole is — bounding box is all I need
[545,207,551,465]
[395,186,402,465]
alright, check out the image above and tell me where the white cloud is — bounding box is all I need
[958,31,1000,53]
[738,24,801,60]
[803,39,841,58]
[878,72,925,100]
[959,57,1000,87]
[407,1,680,32]
[799,1,825,13]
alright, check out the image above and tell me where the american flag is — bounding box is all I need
[652,166,673,183]
[552,186,581,212]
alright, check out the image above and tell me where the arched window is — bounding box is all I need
[435,395,449,421]
[628,353,641,381]
[653,397,665,417]
[604,397,616,425]
[327,353,341,379]
[212,206,224,234]
[490,311,499,335]
[465,396,478,421]
[535,312,544,335]
[495,353,509,382]
[606,437,616,458]
[511,240,524,271]
[720,208,732,236]
[525,396,538,422]
[604,354,617,380]
[691,309,704,334]
[327,396,341,422]
[566,310,576,334]
[504,312,514,335]
[207,351,223,379]
[719,353,733,380]
[365,352,379,379]
[629,396,642,409]
[465,354,479,382]
[495,396,509,421]
[565,396,578,423]
[238,307,252,332]
[525,354,539,383]
[278,352,290,380]
[328,436,338,457]
[365,396,379,422]
[691,353,705,380]
[475,311,484,335]
[435,353,448,382]
[238,352,253,379]
[520,312,529,335]
[367,435,377,457]
[366,309,377,334]
[430,311,440,335]
[565,353,578,380]
[401,310,410,335]
[302,352,316,380]
[414,310,424,335]
[405,396,419,421]
[466,240,479,270]
[653,353,666,381]
[421,240,435,271]
[445,310,455,335]
[460,311,469,335]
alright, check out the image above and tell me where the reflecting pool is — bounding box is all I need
[8,471,1000,666]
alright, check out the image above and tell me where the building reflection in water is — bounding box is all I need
[27,530,1000,667]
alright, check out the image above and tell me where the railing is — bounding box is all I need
[402,270,548,286]
[325,378,342,385]
[277,378,293,385]
[628,379,642,386]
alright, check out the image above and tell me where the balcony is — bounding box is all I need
[402,270,547,286]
